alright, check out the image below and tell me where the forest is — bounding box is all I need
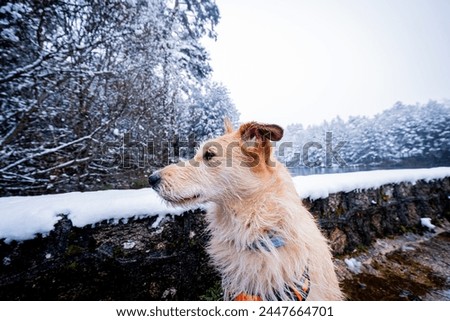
[1,1,449,197]
[280,101,450,171]
[0,0,239,196]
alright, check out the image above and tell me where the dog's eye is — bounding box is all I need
[203,150,215,161]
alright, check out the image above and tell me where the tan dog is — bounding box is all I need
[149,120,343,301]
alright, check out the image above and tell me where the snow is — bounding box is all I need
[0,28,19,42]
[3,257,11,266]
[420,218,436,231]
[344,258,362,274]
[293,167,450,200]
[0,188,194,242]
[122,240,136,250]
[1,167,449,242]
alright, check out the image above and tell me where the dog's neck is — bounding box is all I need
[220,172,289,212]
[215,193,279,221]
[212,195,289,254]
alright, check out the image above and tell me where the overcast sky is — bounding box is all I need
[203,0,450,127]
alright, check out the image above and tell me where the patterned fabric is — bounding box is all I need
[289,268,311,301]
[234,293,263,301]
[234,269,310,301]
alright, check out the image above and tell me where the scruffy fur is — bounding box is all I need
[151,120,343,300]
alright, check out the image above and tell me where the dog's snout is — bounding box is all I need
[148,172,161,188]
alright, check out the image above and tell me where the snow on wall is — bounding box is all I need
[294,167,450,200]
[0,189,194,242]
[1,167,450,242]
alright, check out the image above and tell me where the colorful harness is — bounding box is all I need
[235,233,310,301]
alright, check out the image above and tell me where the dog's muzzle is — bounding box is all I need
[148,171,161,189]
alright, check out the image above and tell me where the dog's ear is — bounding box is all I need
[238,122,284,142]
[224,117,234,134]
[238,122,284,171]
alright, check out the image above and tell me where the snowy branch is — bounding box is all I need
[35,156,91,175]
[0,130,99,173]
[0,0,225,195]
[0,54,49,84]
[0,123,20,149]
[0,102,39,149]
[0,170,37,183]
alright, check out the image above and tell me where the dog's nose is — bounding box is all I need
[148,172,161,188]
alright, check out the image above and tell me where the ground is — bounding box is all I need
[336,223,450,300]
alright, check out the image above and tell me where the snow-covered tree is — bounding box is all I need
[282,101,450,170]
[0,0,222,195]
[180,82,240,142]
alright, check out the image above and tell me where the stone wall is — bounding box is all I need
[307,177,450,254]
[0,178,449,300]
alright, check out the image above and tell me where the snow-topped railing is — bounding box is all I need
[1,167,450,242]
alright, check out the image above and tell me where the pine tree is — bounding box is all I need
[281,101,450,171]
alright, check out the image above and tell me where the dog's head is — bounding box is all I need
[149,119,284,206]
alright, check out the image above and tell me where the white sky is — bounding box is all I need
[204,0,450,127]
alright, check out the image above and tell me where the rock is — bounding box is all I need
[0,209,220,300]
[329,228,347,253]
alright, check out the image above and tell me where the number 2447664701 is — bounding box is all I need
[258,306,333,317]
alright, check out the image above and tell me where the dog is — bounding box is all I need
[149,120,343,301]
